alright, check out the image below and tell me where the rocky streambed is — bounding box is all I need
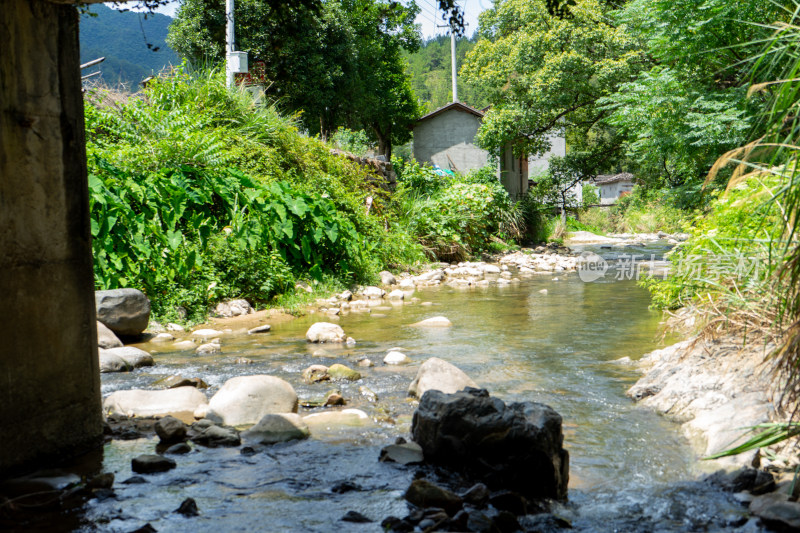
[2,236,793,532]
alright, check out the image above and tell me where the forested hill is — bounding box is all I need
[404,34,489,112]
[80,4,179,87]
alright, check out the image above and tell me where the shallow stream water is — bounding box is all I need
[82,258,762,532]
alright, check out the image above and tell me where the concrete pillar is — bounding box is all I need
[0,0,102,475]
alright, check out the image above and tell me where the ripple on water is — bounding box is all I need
[90,275,763,532]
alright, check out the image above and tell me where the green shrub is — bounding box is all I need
[643,176,784,309]
[330,127,371,156]
[582,184,600,208]
[84,68,428,319]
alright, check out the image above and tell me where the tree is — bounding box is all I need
[168,0,425,156]
[404,35,490,111]
[461,0,642,164]
[597,0,786,193]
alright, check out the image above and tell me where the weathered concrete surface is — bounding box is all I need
[413,106,489,173]
[0,0,103,475]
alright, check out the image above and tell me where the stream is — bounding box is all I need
[78,248,762,532]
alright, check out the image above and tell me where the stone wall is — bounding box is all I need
[0,0,103,475]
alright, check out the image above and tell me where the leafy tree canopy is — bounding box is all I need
[461,0,642,168]
[404,35,490,112]
[599,0,788,192]
[168,0,430,158]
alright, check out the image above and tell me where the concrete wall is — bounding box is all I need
[0,0,103,475]
[413,109,490,173]
[499,144,528,199]
[529,133,566,176]
[599,180,634,205]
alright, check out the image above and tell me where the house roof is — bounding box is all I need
[592,172,635,185]
[416,101,485,123]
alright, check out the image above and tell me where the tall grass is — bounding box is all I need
[704,2,800,412]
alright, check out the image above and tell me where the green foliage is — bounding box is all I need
[404,35,490,111]
[600,69,753,189]
[397,180,512,260]
[168,0,422,157]
[704,423,800,461]
[85,68,430,319]
[598,0,785,189]
[642,178,783,310]
[582,185,599,208]
[579,186,690,236]
[393,157,447,195]
[462,0,641,162]
[330,127,371,156]
[391,161,514,259]
[566,216,603,235]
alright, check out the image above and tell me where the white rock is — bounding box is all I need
[166,323,185,332]
[539,289,548,294]
[379,271,397,285]
[387,289,405,300]
[303,409,371,429]
[213,299,253,318]
[248,325,271,334]
[306,322,347,343]
[399,279,416,289]
[483,264,501,274]
[346,337,356,346]
[103,387,208,421]
[384,351,411,365]
[408,357,478,398]
[151,332,175,343]
[102,346,154,368]
[172,340,196,350]
[361,286,386,299]
[339,290,353,301]
[207,375,298,427]
[99,351,129,373]
[410,316,452,328]
[96,321,123,349]
[191,329,224,341]
[195,343,221,355]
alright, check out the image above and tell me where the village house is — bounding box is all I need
[587,172,635,205]
[412,102,566,199]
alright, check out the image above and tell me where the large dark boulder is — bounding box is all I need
[95,289,151,336]
[411,388,569,501]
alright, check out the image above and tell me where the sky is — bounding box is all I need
[109,0,488,40]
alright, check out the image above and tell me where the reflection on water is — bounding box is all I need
[84,272,756,532]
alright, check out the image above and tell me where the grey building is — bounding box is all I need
[412,102,490,173]
[412,102,566,199]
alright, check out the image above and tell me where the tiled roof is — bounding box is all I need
[416,101,485,122]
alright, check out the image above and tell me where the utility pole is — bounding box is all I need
[225,0,248,88]
[450,26,458,102]
[226,0,235,88]
[438,22,467,103]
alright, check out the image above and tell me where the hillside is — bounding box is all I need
[404,34,489,113]
[80,4,179,87]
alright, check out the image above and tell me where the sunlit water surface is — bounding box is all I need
[84,261,759,532]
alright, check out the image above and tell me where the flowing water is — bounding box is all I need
[79,253,761,532]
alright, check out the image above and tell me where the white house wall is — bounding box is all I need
[598,180,634,205]
[528,133,566,176]
[413,109,490,173]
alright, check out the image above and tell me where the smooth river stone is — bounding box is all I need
[410,316,452,327]
[408,357,478,398]
[207,375,298,427]
[103,387,208,423]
